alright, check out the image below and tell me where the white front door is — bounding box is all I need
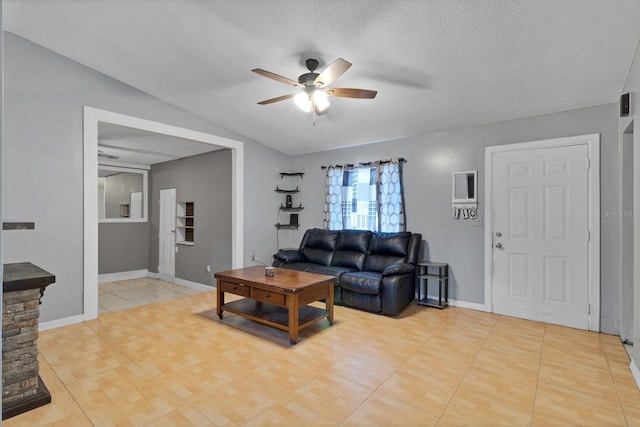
[159,188,176,282]
[491,144,591,329]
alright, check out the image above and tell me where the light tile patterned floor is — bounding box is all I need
[99,278,203,314]
[7,291,640,426]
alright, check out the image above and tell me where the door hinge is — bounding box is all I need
[588,230,591,242]
[588,304,591,315]
[587,158,591,170]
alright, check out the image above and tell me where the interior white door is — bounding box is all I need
[159,188,176,282]
[491,144,590,329]
[130,191,143,219]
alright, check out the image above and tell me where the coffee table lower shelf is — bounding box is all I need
[220,298,331,343]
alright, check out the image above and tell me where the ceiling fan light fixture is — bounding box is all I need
[294,92,312,112]
[253,57,375,118]
[313,90,330,112]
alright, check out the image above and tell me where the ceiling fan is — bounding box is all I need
[252,58,377,116]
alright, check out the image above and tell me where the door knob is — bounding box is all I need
[495,232,502,237]
[495,243,503,249]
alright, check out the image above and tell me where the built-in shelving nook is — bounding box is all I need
[176,201,195,245]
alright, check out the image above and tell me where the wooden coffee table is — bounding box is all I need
[215,266,335,344]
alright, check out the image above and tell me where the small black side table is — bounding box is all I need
[417,261,449,309]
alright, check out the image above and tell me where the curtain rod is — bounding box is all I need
[320,157,406,170]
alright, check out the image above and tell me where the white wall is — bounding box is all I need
[620,33,640,382]
[293,104,620,333]
[3,33,287,322]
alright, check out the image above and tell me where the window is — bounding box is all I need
[341,166,377,230]
[323,159,406,232]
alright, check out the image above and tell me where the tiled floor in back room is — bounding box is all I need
[7,290,640,426]
[98,277,203,314]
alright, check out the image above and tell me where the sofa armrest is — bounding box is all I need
[273,249,302,264]
[382,262,415,277]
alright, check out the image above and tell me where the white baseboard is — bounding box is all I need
[146,271,213,293]
[631,358,640,391]
[39,314,84,332]
[449,299,490,312]
[99,269,149,283]
[173,277,214,292]
[414,293,490,313]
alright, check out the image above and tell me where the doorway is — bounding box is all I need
[84,107,245,321]
[484,134,600,331]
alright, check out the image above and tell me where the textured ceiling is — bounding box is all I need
[5,0,640,156]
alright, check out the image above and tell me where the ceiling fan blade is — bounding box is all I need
[257,93,297,105]
[327,88,378,99]
[252,68,301,87]
[313,58,352,87]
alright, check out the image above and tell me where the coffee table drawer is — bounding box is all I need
[252,288,286,306]
[220,280,250,297]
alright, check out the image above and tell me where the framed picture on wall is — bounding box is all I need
[452,208,460,219]
[461,208,469,219]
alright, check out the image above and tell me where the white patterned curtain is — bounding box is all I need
[376,160,406,232]
[323,165,343,230]
[324,159,406,232]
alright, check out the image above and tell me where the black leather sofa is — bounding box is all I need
[272,228,422,315]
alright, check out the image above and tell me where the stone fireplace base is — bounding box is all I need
[2,377,50,420]
[2,262,55,420]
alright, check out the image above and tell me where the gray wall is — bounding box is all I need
[243,138,293,263]
[3,33,289,322]
[98,222,149,274]
[292,104,620,334]
[98,170,147,276]
[148,149,232,285]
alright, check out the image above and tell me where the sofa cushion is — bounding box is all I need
[339,271,383,295]
[278,262,356,277]
[365,232,412,272]
[300,229,340,266]
[330,230,372,270]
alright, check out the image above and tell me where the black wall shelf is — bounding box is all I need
[275,185,299,194]
[279,204,304,212]
[275,173,304,233]
[279,172,304,179]
[275,223,300,230]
